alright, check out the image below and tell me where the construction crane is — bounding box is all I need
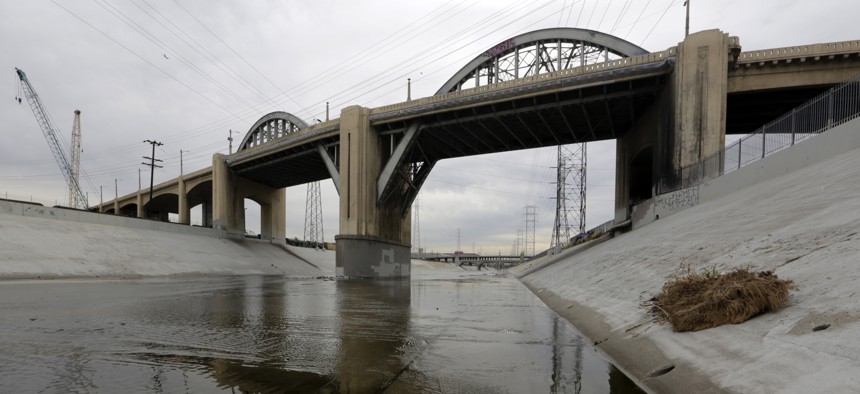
[15,68,87,209]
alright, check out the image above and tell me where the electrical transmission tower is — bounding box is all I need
[69,110,82,209]
[551,143,587,249]
[304,181,324,248]
[412,195,422,255]
[523,205,536,257]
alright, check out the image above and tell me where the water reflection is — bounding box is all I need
[335,279,411,392]
[0,272,642,393]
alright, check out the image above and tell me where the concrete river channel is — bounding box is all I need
[0,267,643,393]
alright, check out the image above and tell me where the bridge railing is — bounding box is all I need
[736,40,860,64]
[370,48,677,116]
[658,74,860,194]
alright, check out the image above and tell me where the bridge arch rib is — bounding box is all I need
[436,27,649,94]
[379,28,653,215]
[237,111,309,152]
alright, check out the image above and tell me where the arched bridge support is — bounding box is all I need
[212,153,286,243]
[335,106,411,278]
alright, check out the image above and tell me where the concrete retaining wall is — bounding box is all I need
[0,200,334,279]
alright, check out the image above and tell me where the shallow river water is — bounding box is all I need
[0,268,642,393]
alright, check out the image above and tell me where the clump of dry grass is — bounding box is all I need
[649,267,793,332]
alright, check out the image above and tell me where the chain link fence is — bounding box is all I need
[659,76,860,194]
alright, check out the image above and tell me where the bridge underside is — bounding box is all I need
[229,133,339,189]
[727,85,832,134]
[375,73,667,163]
[226,61,671,192]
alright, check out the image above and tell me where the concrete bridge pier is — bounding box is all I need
[178,178,189,225]
[212,153,286,243]
[335,106,411,278]
[615,29,735,223]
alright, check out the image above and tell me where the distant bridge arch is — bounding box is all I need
[238,111,309,152]
[436,27,649,94]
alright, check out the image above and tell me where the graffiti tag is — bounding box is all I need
[486,38,516,58]
[657,188,699,212]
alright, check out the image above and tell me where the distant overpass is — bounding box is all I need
[98,28,860,278]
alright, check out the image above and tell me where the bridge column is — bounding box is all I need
[212,153,244,238]
[335,105,411,278]
[136,192,144,219]
[113,199,119,216]
[237,179,286,244]
[673,29,731,173]
[178,178,190,225]
[212,153,286,243]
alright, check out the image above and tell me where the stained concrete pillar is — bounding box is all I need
[212,153,244,239]
[178,178,190,225]
[113,199,119,216]
[335,105,411,278]
[673,29,731,171]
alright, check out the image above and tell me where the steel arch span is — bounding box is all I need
[436,27,649,94]
[238,111,309,152]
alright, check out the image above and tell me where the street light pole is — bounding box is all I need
[684,0,690,37]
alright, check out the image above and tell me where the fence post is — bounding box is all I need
[738,138,742,170]
[762,125,767,159]
[791,108,796,145]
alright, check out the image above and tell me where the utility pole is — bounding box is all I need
[684,0,690,37]
[142,140,163,204]
[228,129,238,154]
[456,228,461,253]
[407,78,412,101]
[180,149,190,177]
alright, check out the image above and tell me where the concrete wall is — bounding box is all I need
[631,187,700,229]
[2,199,218,237]
[0,199,334,279]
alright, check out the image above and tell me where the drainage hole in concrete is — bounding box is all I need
[647,364,675,378]
[812,323,831,332]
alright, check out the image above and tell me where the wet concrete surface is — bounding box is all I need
[0,268,643,393]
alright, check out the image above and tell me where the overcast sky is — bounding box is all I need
[1,0,858,254]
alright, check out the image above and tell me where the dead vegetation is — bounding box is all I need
[648,266,794,332]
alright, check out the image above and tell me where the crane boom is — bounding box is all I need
[15,68,87,209]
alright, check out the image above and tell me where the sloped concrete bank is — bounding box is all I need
[0,200,335,279]
[514,121,860,393]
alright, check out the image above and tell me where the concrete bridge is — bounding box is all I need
[97,28,860,278]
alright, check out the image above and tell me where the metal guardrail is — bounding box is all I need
[659,75,860,194]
